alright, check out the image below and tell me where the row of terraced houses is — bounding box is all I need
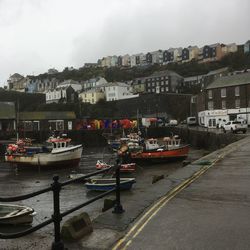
[97,40,250,68]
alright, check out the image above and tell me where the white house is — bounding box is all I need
[57,79,82,92]
[46,85,77,104]
[222,43,238,55]
[105,82,139,101]
[121,54,130,67]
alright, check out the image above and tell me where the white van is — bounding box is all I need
[168,119,178,126]
[187,117,197,125]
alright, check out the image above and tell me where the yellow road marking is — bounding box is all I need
[112,140,246,250]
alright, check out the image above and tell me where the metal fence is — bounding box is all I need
[0,161,124,250]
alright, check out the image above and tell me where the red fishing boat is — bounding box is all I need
[127,135,189,163]
[96,160,136,173]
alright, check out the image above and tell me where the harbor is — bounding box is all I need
[0,135,206,249]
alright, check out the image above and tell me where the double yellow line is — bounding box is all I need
[112,140,244,250]
[112,164,211,250]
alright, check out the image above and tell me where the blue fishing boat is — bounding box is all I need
[85,178,136,191]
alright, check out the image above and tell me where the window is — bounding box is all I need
[48,120,64,131]
[208,101,214,110]
[222,100,226,109]
[235,99,240,108]
[235,86,240,96]
[221,88,226,97]
[208,90,213,99]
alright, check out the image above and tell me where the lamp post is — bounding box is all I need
[246,85,248,125]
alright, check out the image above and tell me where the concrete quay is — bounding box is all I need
[75,135,250,250]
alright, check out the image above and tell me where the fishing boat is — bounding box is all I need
[85,178,136,191]
[5,135,83,168]
[0,204,35,225]
[121,135,189,163]
[96,160,136,173]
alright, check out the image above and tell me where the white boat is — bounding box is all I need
[85,178,136,191]
[5,135,83,168]
[69,172,86,180]
[0,204,35,225]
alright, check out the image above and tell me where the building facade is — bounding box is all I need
[105,82,138,101]
[197,72,250,127]
[244,40,250,53]
[46,85,78,104]
[79,89,105,104]
[133,70,183,94]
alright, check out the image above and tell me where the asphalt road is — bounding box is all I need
[116,136,250,250]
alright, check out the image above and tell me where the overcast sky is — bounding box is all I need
[0,0,249,86]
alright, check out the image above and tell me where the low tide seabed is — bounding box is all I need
[0,146,207,234]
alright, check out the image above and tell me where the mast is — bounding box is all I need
[16,99,19,141]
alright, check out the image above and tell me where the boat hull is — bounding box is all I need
[85,178,136,191]
[5,145,82,168]
[130,145,189,162]
[0,204,34,225]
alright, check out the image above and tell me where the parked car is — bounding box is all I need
[187,117,197,126]
[168,119,178,126]
[216,119,228,129]
[222,120,247,134]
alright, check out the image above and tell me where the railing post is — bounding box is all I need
[113,159,124,214]
[51,175,64,250]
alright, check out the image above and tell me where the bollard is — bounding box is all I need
[113,159,124,214]
[51,175,64,250]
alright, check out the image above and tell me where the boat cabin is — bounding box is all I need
[144,138,161,151]
[47,137,71,149]
[163,136,181,149]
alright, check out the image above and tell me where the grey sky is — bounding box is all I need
[0,0,249,86]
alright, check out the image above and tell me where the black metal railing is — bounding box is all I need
[0,160,124,250]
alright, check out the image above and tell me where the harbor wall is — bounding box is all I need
[0,127,244,156]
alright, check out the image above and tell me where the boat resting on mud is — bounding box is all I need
[5,136,83,168]
[85,178,136,191]
[120,135,189,163]
[0,204,35,225]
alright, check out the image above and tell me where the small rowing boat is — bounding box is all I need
[0,204,35,225]
[85,178,136,191]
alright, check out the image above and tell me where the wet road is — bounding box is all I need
[0,146,206,248]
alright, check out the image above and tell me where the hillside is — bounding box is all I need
[31,51,250,82]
